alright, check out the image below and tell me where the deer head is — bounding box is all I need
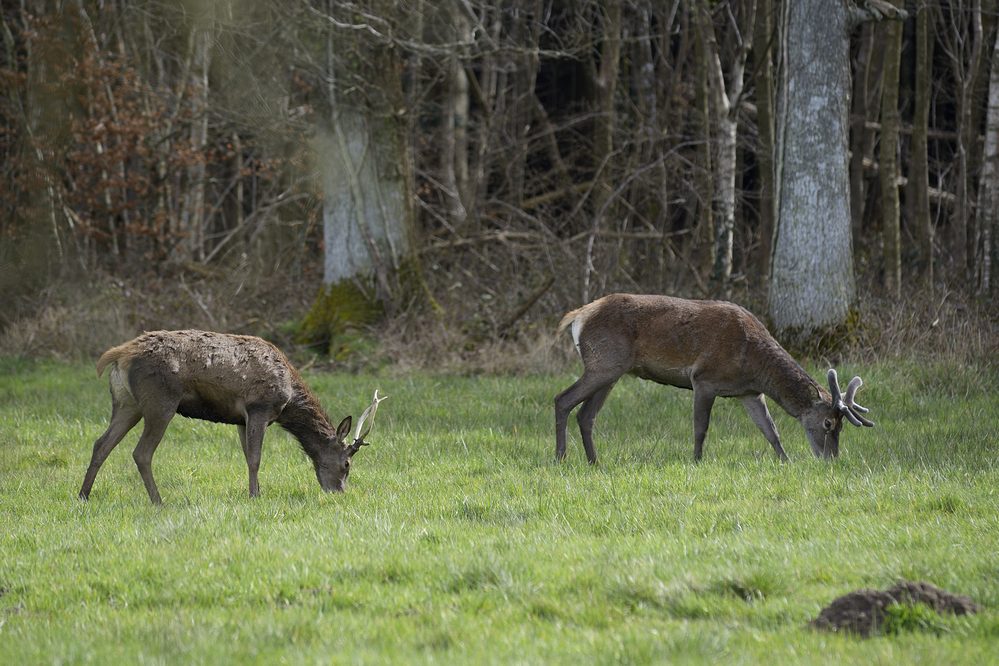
[314,390,387,492]
[799,369,875,459]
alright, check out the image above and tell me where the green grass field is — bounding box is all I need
[1,358,997,663]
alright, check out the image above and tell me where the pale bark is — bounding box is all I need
[769,0,855,333]
[321,109,411,291]
[320,4,414,306]
[700,0,753,294]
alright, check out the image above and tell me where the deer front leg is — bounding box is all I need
[692,387,716,461]
[741,394,789,461]
[241,410,269,497]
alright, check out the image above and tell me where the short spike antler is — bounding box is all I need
[347,390,387,456]
[827,369,875,428]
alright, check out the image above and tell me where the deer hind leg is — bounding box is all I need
[131,407,175,504]
[741,394,788,461]
[79,399,142,500]
[555,371,620,463]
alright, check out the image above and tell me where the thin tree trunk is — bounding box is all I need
[943,0,985,278]
[700,0,752,295]
[583,0,622,303]
[976,23,999,295]
[442,3,470,229]
[752,0,777,285]
[693,2,713,277]
[187,25,211,261]
[879,1,903,298]
[849,24,874,246]
[910,4,934,289]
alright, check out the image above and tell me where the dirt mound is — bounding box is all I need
[810,580,979,636]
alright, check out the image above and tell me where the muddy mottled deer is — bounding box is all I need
[555,294,873,463]
[80,330,386,503]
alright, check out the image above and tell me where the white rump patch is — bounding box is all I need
[109,364,135,402]
[570,317,584,355]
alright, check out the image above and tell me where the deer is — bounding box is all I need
[79,330,387,503]
[554,294,873,464]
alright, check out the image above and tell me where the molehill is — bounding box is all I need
[810,580,979,636]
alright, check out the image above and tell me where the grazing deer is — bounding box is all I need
[555,294,873,463]
[80,330,386,503]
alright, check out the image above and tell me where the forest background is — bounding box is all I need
[1,0,996,368]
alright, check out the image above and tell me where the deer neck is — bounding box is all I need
[277,386,336,460]
[758,344,827,418]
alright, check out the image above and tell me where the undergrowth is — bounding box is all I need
[1,271,994,375]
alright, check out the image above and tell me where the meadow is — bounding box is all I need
[1,357,997,664]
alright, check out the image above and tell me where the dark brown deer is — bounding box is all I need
[80,330,386,503]
[555,294,873,463]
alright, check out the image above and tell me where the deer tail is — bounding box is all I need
[557,307,584,336]
[96,342,132,378]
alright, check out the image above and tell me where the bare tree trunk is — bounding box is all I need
[470,7,502,229]
[976,23,999,295]
[769,0,856,334]
[879,0,903,298]
[849,24,874,246]
[319,3,415,310]
[941,0,985,279]
[583,0,622,303]
[909,4,934,289]
[187,25,211,261]
[442,2,470,229]
[752,0,777,285]
[699,0,753,295]
[693,2,713,278]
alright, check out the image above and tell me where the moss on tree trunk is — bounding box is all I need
[298,280,382,359]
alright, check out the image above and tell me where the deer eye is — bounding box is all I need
[823,418,834,431]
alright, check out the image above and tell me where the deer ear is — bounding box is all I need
[335,416,352,442]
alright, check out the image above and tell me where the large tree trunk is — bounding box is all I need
[319,4,415,311]
[769,0,856,334]
[878,0,903,298]
[321,109,412,293]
